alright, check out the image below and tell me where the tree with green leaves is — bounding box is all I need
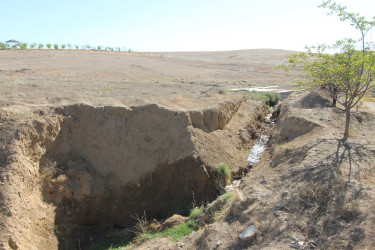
[46,43,52,49]
[53,44,59,50]
[0,43,6,50]
[38,43,44,49]
[19,43,27,50]
[282,0,375,138]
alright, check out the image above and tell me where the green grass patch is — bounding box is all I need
[138,219,199,243]
[247,91,281,106]
[133,206,204,245]
[246,91,268,102]
[217,163,232,182]
[220,192,233,203]
[189,205,204,219]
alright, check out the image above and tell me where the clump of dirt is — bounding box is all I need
[0,98,259,249]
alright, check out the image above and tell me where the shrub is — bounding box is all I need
[247,91,280,106]
[265,92,281,106]
[257,112,265,121]
[53,44,58,50]
[216,163,232,187]
[38,43,44,49]
[61,44,66,49]
[189,205,204,219]
[0,43,6,50]
[30,43,37,49]
[46,43,52,49]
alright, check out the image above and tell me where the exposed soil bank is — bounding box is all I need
[0,98,259,249]
[133,91,375,249]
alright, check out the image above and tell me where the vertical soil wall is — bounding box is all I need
[0,99,257,249]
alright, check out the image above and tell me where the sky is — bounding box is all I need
[1,0,374,52]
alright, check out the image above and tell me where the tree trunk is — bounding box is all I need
[332,88,337,107]
[344,108,351,138]
[332,97,337,107]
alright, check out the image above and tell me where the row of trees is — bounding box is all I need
[282,0,375,138]
[0,42,133,52]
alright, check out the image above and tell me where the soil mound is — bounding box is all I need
[300,91,332,109]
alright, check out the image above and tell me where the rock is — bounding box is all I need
[273,210,280,217]
[8,237,18,250]
[290,243,300,249]
[309,242,317,249]
[290,237,299,243]
[239,225,257,241]
[215,241,221,248]
[162,214,188,229]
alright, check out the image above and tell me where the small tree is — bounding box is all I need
[282,0,375,138]
[0,43,6,50]
[67,43,72,49]
[20,43,27,50]
[75,45,79,50]
[53,44,59,50]
[61,44,66,49]
[30,43,37,49]
[46,43,52,49]
[38,43,44,49]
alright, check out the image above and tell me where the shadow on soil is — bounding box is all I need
[227,137,371,249]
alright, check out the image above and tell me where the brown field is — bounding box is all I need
[0,49,299,108]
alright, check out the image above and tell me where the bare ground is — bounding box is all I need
[134,91,375,250]
[0,49,374,250]
[0,49,300,108]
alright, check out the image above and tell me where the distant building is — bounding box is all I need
[6,39,20,47]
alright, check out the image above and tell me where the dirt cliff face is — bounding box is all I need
[0,98,258,249]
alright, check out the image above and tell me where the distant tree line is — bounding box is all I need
[0,41,133,52]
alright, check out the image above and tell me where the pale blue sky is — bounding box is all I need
[1,0,374,52]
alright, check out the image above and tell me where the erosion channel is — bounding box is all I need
[0,97,270,249]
